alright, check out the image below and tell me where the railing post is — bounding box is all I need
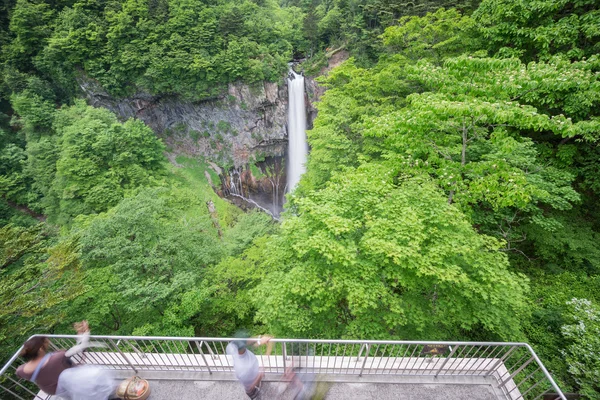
[108,338,138,373]
[434,345,458,378]
[195,341,212,374]
[282,341,287,371]
[356,343,369,361]
[201,340,217,360]
[358,343,370,377]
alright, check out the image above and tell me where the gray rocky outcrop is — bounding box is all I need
[78,77,289,167]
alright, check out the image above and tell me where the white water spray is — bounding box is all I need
[287,69,308,192]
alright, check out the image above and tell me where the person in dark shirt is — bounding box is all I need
[16,336,73,395]
[15,321,117,399]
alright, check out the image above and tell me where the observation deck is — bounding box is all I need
[0,336,566,400]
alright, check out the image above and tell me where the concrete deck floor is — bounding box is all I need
[146,380,500,399]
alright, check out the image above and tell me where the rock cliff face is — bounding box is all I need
[78,77,289,167]
[79,73,323,217]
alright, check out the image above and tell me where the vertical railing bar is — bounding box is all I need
[162,340,177,370]
[148,340,165,371]
[185,341,198,371]
[405,344,419,375]
[105,339,125,370]
[462,344,483,375]
[477,346,504,376]
[421,348,435,376]
[354,344,363,375]
[87,339,114,369]
[353,343,363,375]
[449,345,474,376]
[462,345,483,375]
[5,376,40,398]
[108,338,137,373]
[442,344,466,376]
[173,340,190,371]
[378,344,389,373]
[502,345,525,370]
[107,338,125,370]
[341,343,349,374]
[312,343,317,374]
[0,382,28,400]
[508,366,541,394]
[472,345,493,375]
[414,345,431,374]
[332,343,338,373]
[386,344,400,374]
[47,339,60,352]
[180,340,195,371]
[355,344,366,362]
[123,340,143,370]
[374,344,385,373]
[326,343,331,373]
[55,338,70,352]
[154,340,171,370]
[266,342,272,374]
[358,342,370,377]
[486,345,518,377]
[306,342,310,373]
[447,344,466,375]
[519,377,547,399]
[463,345,481,375]
[165,339,181,370]
[194,341,212,374]
[282,341,287,372]
[168,339,184,370]
[274,341,279,374]
[218,341,228,369]
[499,352,530,382]
[81,348,104,368]
[396,344,411,374]
[433,345,459,377]
[319,342,324,375]
[102,340,122,369]
[498,356,535,389]
[205,341,217,370]
[91,338,114,366]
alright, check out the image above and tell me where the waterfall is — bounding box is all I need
[287,69,308,192]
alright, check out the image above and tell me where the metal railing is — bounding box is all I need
[0,335,566,400]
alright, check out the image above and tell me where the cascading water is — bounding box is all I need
[287,69,308,192]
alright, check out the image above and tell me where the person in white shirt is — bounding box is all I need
[226,332,273,399]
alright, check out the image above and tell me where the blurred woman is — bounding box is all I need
[16,335,72,395]
[15,321,117,400]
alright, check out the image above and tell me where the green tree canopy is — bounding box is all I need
[47,101,165,223]
[474,0,600,61]
[255,166,528,340]
[72,187,223,334]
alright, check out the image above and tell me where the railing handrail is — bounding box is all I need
[0,335,567,400]
[22,334,540,346]
[523,344,566,400]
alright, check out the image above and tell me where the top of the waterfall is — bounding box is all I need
[288,68,304,81]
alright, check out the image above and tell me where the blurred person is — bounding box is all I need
[280,365,330,400]
[16,321,117,400]
[226,330,273,399]
[16,335,72,396]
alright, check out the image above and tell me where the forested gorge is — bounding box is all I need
[1,0,600,397]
